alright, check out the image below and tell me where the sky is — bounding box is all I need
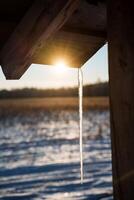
[0,44,108,90]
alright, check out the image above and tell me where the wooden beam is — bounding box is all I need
[0,21,17,48]
[0,0,79,79]
[31,29,106,67]
[62,26,106,38]
[108,0,134,199]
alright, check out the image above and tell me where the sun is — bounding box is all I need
[54,59,68,74]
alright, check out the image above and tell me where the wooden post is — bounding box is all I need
[108,0,134,199]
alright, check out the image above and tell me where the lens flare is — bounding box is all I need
[54,60,68,74]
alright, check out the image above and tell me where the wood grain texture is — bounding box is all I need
[0,0,79,79]
[32,30,105,67]
[108,0,134,199]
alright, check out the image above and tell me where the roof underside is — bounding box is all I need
[0,0,106,79]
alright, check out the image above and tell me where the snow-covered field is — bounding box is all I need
[0,110,113,200]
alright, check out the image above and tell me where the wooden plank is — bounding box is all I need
[108,0,134,199]
[32,30,106,67]
[62,26,106,38]
[0,21,17,48]
[0,0,79,79]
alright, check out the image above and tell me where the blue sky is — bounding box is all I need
[0,44,108,90]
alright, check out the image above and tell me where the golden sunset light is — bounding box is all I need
[54,59,68,74]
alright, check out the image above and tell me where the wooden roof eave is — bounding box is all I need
[0,0,106,79]
[0,0,80,79]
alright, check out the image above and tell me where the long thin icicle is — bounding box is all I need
[78,68,83,184]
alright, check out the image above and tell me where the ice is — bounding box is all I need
[78,68,83,183]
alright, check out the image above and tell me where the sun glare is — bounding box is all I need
[54,59,68,74]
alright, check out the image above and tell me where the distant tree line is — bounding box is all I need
[0,82,109,99]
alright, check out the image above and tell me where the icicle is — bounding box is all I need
[78,68,83,184]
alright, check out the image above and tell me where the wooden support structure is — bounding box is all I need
[0,0,79,79]
[61,26,106,38]
[108,0,134,199]
[0,0,106,79]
